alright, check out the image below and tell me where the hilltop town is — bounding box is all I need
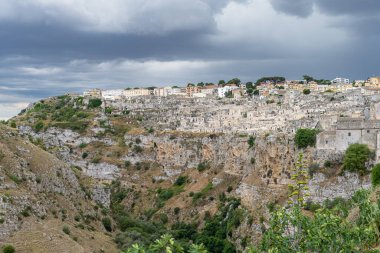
[78,76,380,160]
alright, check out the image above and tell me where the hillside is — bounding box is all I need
[4,94,375,252]
[0,124,118,253]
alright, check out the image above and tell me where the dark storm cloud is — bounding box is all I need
[315,0,380,16]
[0,0,379,119]
[270,0,314,18]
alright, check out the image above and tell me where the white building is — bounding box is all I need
[168,87,187,96]
[102,89,124,100]
[153,86,175,97]
[83,88,102,98]
[217,85,239,98]
[124,88,152,97]
[331,77,350,84]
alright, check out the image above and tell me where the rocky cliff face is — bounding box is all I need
[0,125,118,252]
[8,96,373,250]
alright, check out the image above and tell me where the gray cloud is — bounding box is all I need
[315,0,380,16]
[270,0,314,18]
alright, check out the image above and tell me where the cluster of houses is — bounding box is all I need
[80,75,380,163]
[83,76,380,102]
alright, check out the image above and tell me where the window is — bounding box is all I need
[348,132,351,136]
[367,130,370,133]
[325,141,328,144]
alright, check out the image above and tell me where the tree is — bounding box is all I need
[343,143,371,173]
[246,82,254,89]
[255,76,285,85]
[253,90,259,95]
[303,89,311,95]
[247,88,254,96]
[187,83,195,87]
[371,164,380,187]
[218,80,225,85]
[302,75,314,83]
[294,128,318,149]
[197,82,205,87]
[227,78,241,85]
[224,91,233,98]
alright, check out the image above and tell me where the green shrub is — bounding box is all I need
[343,144,371,173]
[324,160,332,168]
[79,143,87,148]
[34,121,44,132]
[62,225,70,235]
[10,121,16,128]
[82,152,88,159]
[174,176,188,186]
[159,213,168,224]
[88,98,102,108]
[174,207,180,215]
[294,128,318,149]
[2,245,15,253]
[303,89,311,95]
[124,160,131,168]
[8,174,21,184]
[133,145,143,153]
[247,136,256,149]
[102,217,112,232]
[372,164,380,187]
[197,161,210,172]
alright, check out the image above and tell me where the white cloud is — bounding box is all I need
[18,66,63,75]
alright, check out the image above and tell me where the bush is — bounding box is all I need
[34,121,44,132]
[124,160,131,168]
[2,245,15,253]
[372,164,380,187]
[62,225,70,235]
[159,213,168,224]
[295,128,318,149]
[133,145,143,153]
[343,144,371,173]
[174,207,180,215]
[88,98,102,108]
[102,217,112,232]
[82,152,88,159]
[197,161,210,172]
[303,89,311,95]
[324,160,332,168]
[10,121,16,128]
[174,176,188,186]
[247,136,256,149]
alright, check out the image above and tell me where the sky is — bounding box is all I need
[0,0,379,119]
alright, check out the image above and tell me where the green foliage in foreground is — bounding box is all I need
[372,164,380,186]
[123,153,380,253]
[343,143,372,173]
[294,128,318,149]
[260,189,380,253]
